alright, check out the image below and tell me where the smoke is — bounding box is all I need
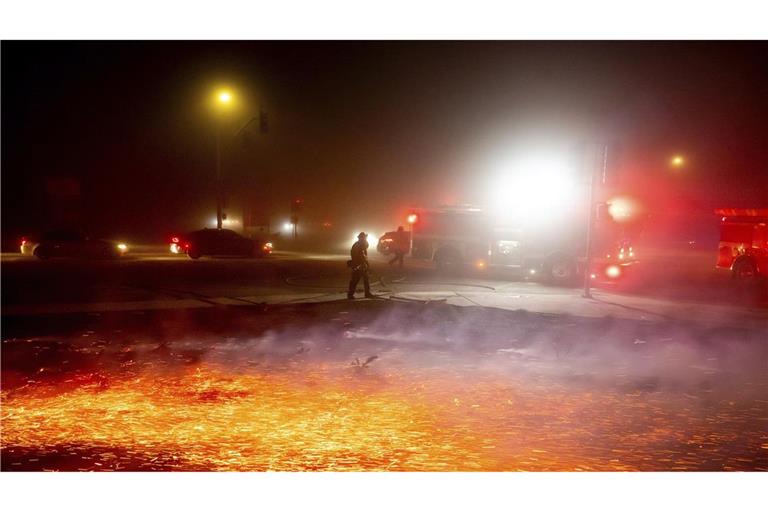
[4,299,766,400]
[128,300,768,401]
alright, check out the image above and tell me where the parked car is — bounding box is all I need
[171,228,273,259]
[22,230,128,260]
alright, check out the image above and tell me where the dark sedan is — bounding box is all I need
[172,229,272,259]
[23,230,129,260]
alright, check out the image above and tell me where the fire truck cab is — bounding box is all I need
[714,208,768,280]
[406,206,587,283]
[404,205,636,283]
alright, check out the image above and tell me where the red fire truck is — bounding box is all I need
[714,208,768,280]
[393,205,636,283]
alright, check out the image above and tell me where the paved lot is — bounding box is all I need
[2,248,766,471]
[2,248,766,324]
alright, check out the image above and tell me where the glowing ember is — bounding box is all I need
[2,367,485,471]
[3,364,766,471]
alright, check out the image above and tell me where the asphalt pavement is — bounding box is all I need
[2,248,767,471]
[2,248,766,327]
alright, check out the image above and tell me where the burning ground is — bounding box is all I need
[2,301,767,471]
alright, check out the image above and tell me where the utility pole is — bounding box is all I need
[214,110,268,231]
[407,213,418,255]
[290,198,303,240]
[583,144,608,299]
[216,124,223,229]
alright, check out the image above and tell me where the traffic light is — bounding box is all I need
[291,198,304,213]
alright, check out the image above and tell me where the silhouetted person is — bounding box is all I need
[388,225,409,269]
[348,232,374,299]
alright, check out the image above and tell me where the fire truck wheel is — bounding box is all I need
[732,258,757,280]
[434,247,461,270]
[545,255,576,284]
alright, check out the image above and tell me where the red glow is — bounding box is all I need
[607,196,639,223]
[171,236,180,243]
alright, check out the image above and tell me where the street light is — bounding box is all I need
[213,87,235,109]
[407,213,418,255]
[670,154,685,168]
[212,87,236,229]
[208,87,267,231]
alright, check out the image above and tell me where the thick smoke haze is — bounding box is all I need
[3,41,767,247]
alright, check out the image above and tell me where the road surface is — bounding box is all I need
[2,247,765,315]
[2,249,767,471]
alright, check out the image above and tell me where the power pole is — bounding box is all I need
[216,124,223,229]
[215,111,269,231]
[583,144,608,299]
[290,198,303,240]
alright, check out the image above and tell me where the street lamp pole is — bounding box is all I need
[210,88,266,232]
[582,144,608,299]
[407,213,418,255]
[212,89,233,230]
[216,123,223,230]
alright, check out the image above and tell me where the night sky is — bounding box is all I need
[2,41,767,246]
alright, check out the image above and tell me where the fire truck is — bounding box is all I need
[714,208,768,280]
[400,204,635,283]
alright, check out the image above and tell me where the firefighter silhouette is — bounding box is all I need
[348,232,375,299]
[388,225,409,268]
